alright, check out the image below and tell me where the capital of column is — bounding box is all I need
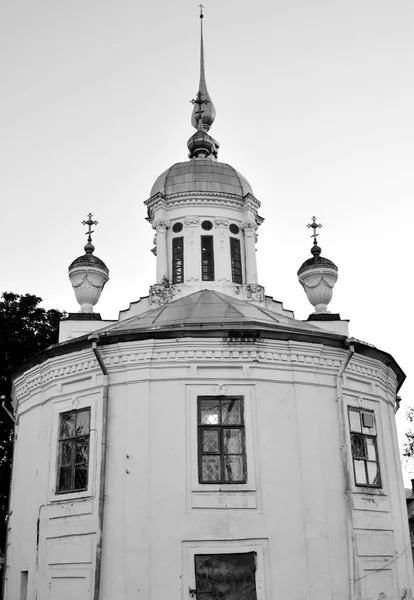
[241,220,258,237]
[152,219,171,233]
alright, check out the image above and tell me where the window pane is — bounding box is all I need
[199,400,220,425]
[76,411,90,436]
[201,235,214,281]
[224,429,243,454]
[367,461,380,486]
[60,441,73,466]
[74,466,88,490]
[195,553,257,600]
[75,439,89,464]
[61,413,75,438]
[202,429,219,453]
[351,434,366,459]
[366,438,377,461]
[354,460,367,485]
[230,237,242,284]
[58,466,72,491]
[348,409,361,433]
[201,456,220,482]
[224,456,245,482]
[362,413,376,435]
[172,237,184,284]
[222,399,242,425]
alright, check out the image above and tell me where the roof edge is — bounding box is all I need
[12,324,405,391]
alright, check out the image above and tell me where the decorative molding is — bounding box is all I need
[152,219,170,232]
[184,216,200,229]
[214,217,229,228]
[241,220,258,237]
[244,284,265,303]
[14,340,395,404]
[149,280,177,307]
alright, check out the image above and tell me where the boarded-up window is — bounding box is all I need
[230,237,242,284]
[201,235,214,281]
[195,552,257,599]
[172,236,184,284]
[348,408,381,488]
[198,396,246,484]
[57,408,91,493]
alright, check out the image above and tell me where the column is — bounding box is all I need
[242,221,258,284]
[152,219,170,283]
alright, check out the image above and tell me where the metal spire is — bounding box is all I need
[190,6,216,131]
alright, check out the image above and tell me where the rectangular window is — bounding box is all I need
[348,408,381,488]
[201,235,214,281]
[230,237,242,284]
[57,408,91,494]
[194,552,257,599]
[198,396,246,483]
[172,236,184,284]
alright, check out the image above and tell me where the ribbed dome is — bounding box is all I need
[297,255,338,275]
[69,253,109,273]
[150,159,254,198]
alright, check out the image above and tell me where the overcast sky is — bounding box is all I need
[1,0,413,479]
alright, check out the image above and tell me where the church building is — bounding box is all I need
[4,11,413,600]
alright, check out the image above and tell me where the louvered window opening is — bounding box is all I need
[172,236,184,284]
[194,552,257,599]
[230,237,242,284]
[348,408,381,488]
[201,235,215,281]
[198,396,246,484]
[57,408,90,493]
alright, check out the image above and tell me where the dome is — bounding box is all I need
[150,159,254,198]
[69,253,109,273]
[297,255,338,275]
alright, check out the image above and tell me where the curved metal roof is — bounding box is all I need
[150,160,253,198]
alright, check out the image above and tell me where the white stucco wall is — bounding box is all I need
[6,336,413,600]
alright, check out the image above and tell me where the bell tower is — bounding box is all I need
[145,9,264,306]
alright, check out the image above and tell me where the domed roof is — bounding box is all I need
[69,253,109,272]
[297,255,338,275]
[150,159,254,198]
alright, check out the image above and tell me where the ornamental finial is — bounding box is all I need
[306,216,323,257]
[82,213,98,254]
[190,6,216,131]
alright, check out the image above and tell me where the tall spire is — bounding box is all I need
[191,6,216,131]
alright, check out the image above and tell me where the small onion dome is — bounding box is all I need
[69,252,109,273]
[187,129,219,159]
[297,246,338,276]
[297,244,338,314]
[68,241,109,313]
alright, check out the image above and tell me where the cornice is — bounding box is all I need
[13,338,397,404]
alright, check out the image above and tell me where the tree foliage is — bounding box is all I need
[0,292,63,554]
[403,407,414,460]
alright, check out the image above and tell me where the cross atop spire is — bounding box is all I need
[82,213,98,253]
[307,216,322,245]
[191,7,216,131]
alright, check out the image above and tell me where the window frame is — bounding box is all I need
[172,235,184,284]
[197,396,247,484]
[230,236,242,284]
[348,407,382,489]
[201,235,215,281]
[56,408,91,494]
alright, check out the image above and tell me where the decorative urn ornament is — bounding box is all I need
[297,217,338,313]
[68,213,109,313]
